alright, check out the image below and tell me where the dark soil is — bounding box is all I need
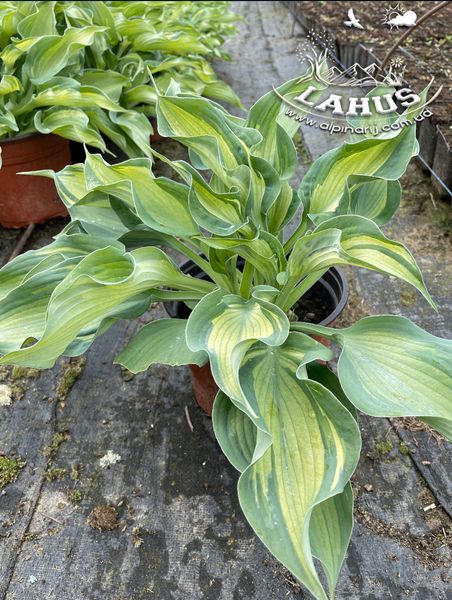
[292,281,332,323]
[296,1,452,143]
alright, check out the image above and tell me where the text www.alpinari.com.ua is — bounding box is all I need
[285,108,433,135]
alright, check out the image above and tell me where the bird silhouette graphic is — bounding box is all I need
[344,7,364,29]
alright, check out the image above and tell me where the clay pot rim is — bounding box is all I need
[0,131,43,144]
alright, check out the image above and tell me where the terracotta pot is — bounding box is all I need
[165,264,348,417]
[0,133,71,228]
[188,363,220,416]
[150,118,164,142]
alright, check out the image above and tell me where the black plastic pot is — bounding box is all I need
[165,261,348,327]
[165,260,348,416]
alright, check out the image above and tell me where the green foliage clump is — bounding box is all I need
[0,1,241,156]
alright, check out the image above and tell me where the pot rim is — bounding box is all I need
[318,267,349,326]
[0,131,43,144]
[165,260,349,327]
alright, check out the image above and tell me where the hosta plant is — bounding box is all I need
[0,75,451,600]
[0,0,241,157]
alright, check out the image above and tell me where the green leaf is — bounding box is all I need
[299,127,418,215]
[332,175,401,225]
[0,246,214,368]
[199,231,285,283]
[294,316,452,439]
[34,106,106,150]
[0,230,113,301]
[186,287,290,422]
[236,333,360,600]
[246,72,326,177]
[156,92,253,177]
[212,391,257,472]
[17,1,57,38]
[31,82,124,112]
[24,26,107,85]
[286,215,433,307]
[310,483,354,597]
[0,74,21,97]
[115,318,207,372]
[84,153,199,237]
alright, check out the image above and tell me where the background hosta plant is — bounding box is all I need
[0,0,241,157]
[0,70,451,599]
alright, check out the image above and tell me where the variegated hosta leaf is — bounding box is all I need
[188,167,246,236]
[16,1,57,38]
[86,107,151,159]
[78,70,129,103]
[0,230,114,301]
[84,153,198,237]
[115,318,207,373]
[246,69,327,177]
[213,332,360,600]
[267,181,300,234]
[422,417,452,441]
[30,81,124,113]
[310,483,354,597]
[23,26,107,84]
[70,191,132,240]
[0,74,21,96]
[331,175,401,225]
[212,391,257,472]
[34,164,87,208]
[0,256,78,354]
[198,231,286,283]
[0,230,123,354]
[34,106,106,150]
[306,362,358,421]
[30,162,133,239]
[117,20,209,55]
[299,126,418,215]
[213,390,355,600]
[155,91,256,178]
[286,215,433,306]
[293,316,452,441]
[185,287,290,423]
[247,155,282,225]
[0,246,214,368]
[108,110,154,158]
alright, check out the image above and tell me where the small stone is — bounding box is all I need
[364,484,373,492]
[99,450,121,469]
[0,384,12,406]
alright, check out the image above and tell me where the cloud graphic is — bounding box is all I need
[387,10,417,28]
